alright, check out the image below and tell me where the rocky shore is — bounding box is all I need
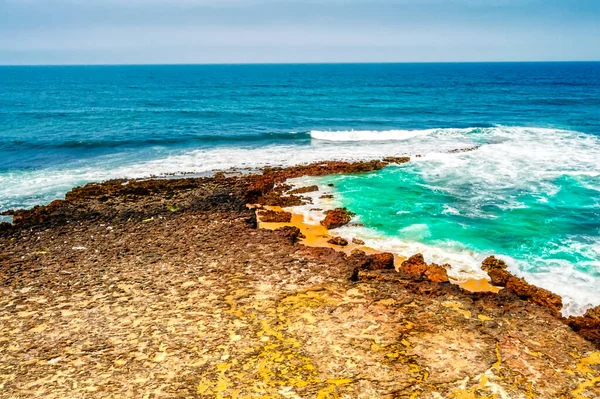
[1,159,599,398]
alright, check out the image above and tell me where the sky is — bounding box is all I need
[0,0,599,65]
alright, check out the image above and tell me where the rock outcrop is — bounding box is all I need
[320,208,353,229]
[400,254,450,283]
[482,256,563,317]
[347,250,394,271]
[567,306,600,344]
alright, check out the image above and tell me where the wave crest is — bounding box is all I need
[309,128,479,142]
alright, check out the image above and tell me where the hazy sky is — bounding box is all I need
[1,0,599,65]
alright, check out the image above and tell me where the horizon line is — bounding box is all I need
[1,60,599,67]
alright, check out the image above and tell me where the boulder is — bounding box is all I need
[400,254,428,276]
[424,263,450,283]
[320,208,353,229]
[352,237,365,245]
[328,236,348,246]
[400,254,449,283]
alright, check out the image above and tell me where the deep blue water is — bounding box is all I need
[1,63,599,178]
[1,63,600,314]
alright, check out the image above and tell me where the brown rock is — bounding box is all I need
[288,185,319,195]
[258,209,292,223]
[424,263,450,283]
[275,226,305,244]
[382,156,410,164]
[258,193,307,207]
[346,249,372,269]
[369,252,395,270]
[352,237,365,245]
[327,236,348,246]
[347,250,394,271]
[567,306,600,345]
[320,194,334,199]
[320,208,353,229]
[481,256,511,286]
[482,256,562,316]
[401,253,428,276]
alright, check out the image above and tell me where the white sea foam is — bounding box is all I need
[310,129,440,141]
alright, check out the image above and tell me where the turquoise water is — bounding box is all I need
[312,126,600,315]
[1,63,600,314]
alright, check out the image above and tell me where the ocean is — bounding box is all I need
[1,62,599,315]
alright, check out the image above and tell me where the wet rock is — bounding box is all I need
[320,194,334,199]
[320,208,353,229]
[327,236,348,246]
[288,185,319,195]
[352,237,365,245]
[382,156,411,164]
[448,146,481,154]
[327,183,334,187]
[258,209,292,223]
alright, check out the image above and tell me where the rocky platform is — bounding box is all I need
[0,160,599,398]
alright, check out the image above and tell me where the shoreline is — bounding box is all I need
[1,158,599,397]
[257,205,502,294]
[2,157,598,333]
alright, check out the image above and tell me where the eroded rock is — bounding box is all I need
[401,254,449,283]
[369,252,395,270]
[482,256,563,316]
[320,208,353,229]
